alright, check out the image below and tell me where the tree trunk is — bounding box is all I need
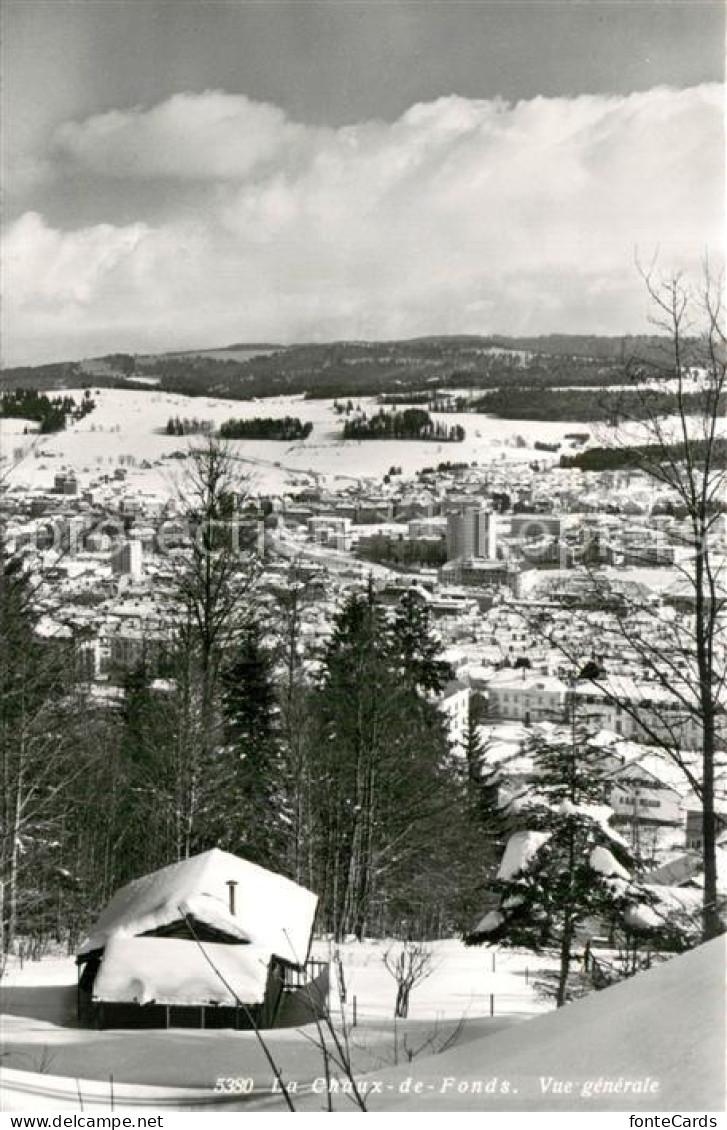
[6,746,26,958]
[556,912,574,1008]
[700,717,720,939]
[694,537,721,941]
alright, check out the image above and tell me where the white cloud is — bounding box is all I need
[4,85,723,364]
[52,91,319,181]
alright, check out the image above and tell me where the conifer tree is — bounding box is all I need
[111,663,181,882]
[309,584,479,940]
[390,589,452,695]
[468,729,651,1006]
[463,704,510,858]
[203,620,289,869]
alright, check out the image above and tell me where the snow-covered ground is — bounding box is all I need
[1,938,552,1107]
[311,937,553,1022]
[1,418,40,435]
[2,388,591,499]
[360,936,726,1113]
[2,938,723,1111]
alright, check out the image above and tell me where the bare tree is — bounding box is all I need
[169,439,262,855]
[521,265,726,941]
[383,940,436,1019]
[602,267,724,940]
[173,438,261,680]
[0,551,99,963]
[272,563,316,884]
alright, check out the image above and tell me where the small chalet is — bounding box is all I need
[77,848,327,1029]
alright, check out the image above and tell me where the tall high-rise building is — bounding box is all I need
[446,506,498,561]
[67,516,87,554]
[113,538,143,580]
[54,471,78,495]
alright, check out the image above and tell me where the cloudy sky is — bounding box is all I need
[3,0,724,365]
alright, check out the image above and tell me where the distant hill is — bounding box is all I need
[0,361,86,392]
[1,334,675,400]
[221,342,285,352]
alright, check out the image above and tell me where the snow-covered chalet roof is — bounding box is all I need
[93,935,272,1007]
[79,848,318,968]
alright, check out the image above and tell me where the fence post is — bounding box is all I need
[489,993,494,1018]
[352,995,358,1028]
[336,952,347,1004]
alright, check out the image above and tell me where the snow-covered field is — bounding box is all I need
[1,938,550,1107]
[2,938,723,1111]
[2,388,591,499]
[1,418,40,435]
[363,936,727,1113]
[159,348,279,362]
[311,937,552,1022]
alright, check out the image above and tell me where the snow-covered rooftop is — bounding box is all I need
[79,848,317,968]
[92,936,272,1007]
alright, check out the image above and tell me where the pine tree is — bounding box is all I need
[203,621,289,870]
[310,586,391,938]
[463,701,510,856]
[390,589,452,695]
[468,727,651,1006]
[309,585,480,940]
[111,664,181,883]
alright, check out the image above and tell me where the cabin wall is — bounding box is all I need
[79,994,262,1030]
[275,964,330,1028]
[78,950,329,1030]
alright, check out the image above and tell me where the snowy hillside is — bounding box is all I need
[3,387,590,498]
[360,936,726,1112]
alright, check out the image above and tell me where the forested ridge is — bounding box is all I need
[2,334,677,404]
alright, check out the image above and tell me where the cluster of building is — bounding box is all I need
[2,424,725,882]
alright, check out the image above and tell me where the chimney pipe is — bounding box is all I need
[226,880,237,917]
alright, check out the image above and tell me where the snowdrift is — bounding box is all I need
[366,937,726,1111]
[0,1070,267,1113]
